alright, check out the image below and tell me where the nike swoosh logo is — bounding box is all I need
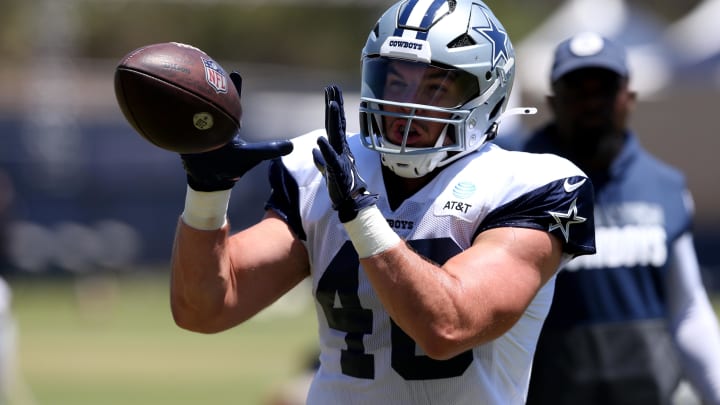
[563,178,586,193]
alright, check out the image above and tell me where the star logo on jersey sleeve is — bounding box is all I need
[548,198,587,243]
[472,8,510,70]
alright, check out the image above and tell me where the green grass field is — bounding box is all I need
[6,271,720,405]
[6,271,318,405]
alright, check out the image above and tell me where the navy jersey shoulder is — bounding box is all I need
[470,146,596,257]
[264,129,327,241]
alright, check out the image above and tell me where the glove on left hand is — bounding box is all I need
[182,134,293,192]
[312,85,378,223]
[181,72,293,192]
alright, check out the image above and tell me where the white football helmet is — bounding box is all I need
[360,0,518,178]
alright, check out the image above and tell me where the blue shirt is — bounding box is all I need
[521,125,693,404]
[524,128,691,326]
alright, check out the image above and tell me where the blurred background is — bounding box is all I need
[0,0,718,404]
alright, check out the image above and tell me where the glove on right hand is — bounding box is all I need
[181,134,293,192]
[312,85,378,222]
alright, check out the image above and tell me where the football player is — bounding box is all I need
[520,32,720,404]
[171,1,596,404]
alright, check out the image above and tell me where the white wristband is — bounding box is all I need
[181,186,231,230]
[343,206,401,258]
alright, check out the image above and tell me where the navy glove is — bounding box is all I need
[313,85,378,223]
[181,72,293,191]
[182,135,293,191]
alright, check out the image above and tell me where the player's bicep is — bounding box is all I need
[223,210,310,321]
[230,209,310,277]
[471,226,564,287]
[441,227,562,340]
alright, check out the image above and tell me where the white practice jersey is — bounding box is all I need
[265,130,595,405]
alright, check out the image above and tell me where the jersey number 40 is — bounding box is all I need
[317,239,473,380]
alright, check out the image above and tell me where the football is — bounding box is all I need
[114,42,242,154]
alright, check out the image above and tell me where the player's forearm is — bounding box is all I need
[360,245,508,360]
[342,207,509,358]
[170,218,237,333]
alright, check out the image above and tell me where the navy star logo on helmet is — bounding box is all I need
[472,7,510,70]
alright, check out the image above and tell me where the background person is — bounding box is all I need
[519,32,720,405]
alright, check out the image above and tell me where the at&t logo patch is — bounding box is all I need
[435,181,477,218]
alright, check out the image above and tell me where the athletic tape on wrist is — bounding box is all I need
[343,206,401,258]
[181,186,231,230]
